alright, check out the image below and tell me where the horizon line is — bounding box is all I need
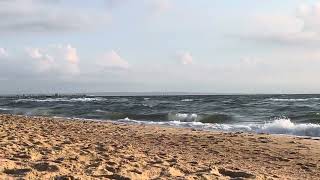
[1,92,320,96]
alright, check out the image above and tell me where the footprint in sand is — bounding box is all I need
[54,175,76,180]
[33,162,59,172]
[218,168,256,179]
[53,157,65,163]
[3,168,32,177]
[297,162,317,172]
[84,161,102,174]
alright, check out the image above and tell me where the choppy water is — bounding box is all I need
[1,94,320,137]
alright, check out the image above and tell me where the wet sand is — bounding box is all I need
[0,114,319,179]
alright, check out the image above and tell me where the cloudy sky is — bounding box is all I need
[1,0,320,94]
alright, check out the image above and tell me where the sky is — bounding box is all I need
[1,0,320,94]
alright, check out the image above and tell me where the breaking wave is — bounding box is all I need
[181,99,194,102]
[254,118,320,137]
[167,113,232,123]
[119,118,320,137]
[14,97,104,103]
[0,107,11,111]
[267,98,320,102]
[95,111,233,124]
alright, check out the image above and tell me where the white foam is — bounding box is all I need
[70,97,104,102]
[96,109,108,113]
[0,107,11,111]
[124,117,131,121]
[267,98,320,102]
[142,101,160,108]
[256,118,320,137]
[15,97,104,103]
[118,118,320,137]
[181,99,194,102]
[168,113,199,122]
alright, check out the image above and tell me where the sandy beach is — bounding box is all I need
[0,114,319,179]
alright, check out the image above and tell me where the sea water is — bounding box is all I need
[1,94,320,137]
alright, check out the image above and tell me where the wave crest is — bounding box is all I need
[256,118,320,137]
[119,118,320,137]
[95,111,232,124]
[267,98,320,102]
[0,107,11,111]
[181,99,194,102]
[15,97,104,103]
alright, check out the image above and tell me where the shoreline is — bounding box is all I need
[15,114,320,139]
[0,114,319,179]
[30,114,320,140]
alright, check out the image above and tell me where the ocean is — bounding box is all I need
[1,94,320,137]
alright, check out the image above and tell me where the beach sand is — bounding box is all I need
[0,114,319,179]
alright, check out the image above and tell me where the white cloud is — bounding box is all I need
[240,57,262,67]
[244,2,320,44]
[26,47,54,72]
[99,50,129,69]
[177,51,194,65]
[300,3,319,30]
[0,0,110,33]
[26,44,80,75]
[64,45,79,64]
[2,45,320,93]
[152,0,171,15]
[27,48,43,59]
[0,48,8,58]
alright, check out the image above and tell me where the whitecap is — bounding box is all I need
[181,99,194,102]
[0,107,11,111]
[168,113,199,122]
[267,98,320,102]
[96,109,107,113]
[15,97,104,103]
